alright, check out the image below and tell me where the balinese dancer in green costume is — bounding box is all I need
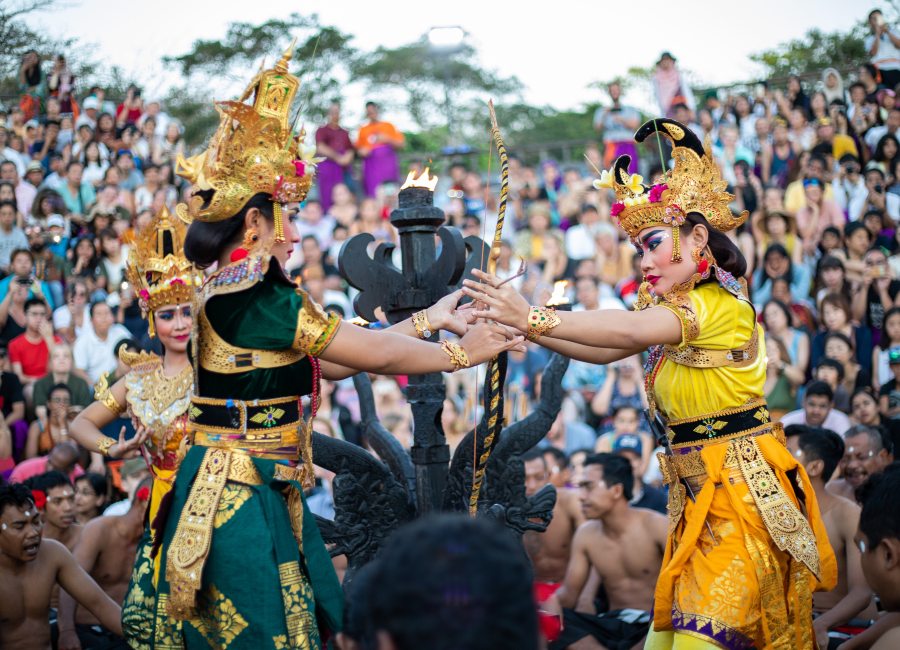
[148,46,523,649]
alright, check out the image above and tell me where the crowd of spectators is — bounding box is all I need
[2,8,900,649]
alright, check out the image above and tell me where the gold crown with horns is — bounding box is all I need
[595,118,747,261]
[174,42,316,225]
[125,206,201,334]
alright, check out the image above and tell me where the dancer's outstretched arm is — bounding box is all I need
[462,270,682,351]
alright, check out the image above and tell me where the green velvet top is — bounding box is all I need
[196,255,341,401]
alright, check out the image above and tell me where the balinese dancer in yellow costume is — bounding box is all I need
[463,118,837,649]
[143,45,520,649]
[69,205,198,645]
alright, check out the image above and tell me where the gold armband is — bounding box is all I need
[96,436,116,457]
[94,374,125,416]
[527,306,561,341]
[441,340,470,372]
[412,309,435,339]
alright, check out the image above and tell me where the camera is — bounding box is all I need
[875,184,885,194]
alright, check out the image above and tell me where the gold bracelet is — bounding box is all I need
[96,436,116,457]
[440,340,470,372]
[412,309,434,339]
[527,306,561,341]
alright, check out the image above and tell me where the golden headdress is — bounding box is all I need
[174,42,316,236]
[125,205,201,336]
[596,117,747,262]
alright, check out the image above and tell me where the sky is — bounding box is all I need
[25,0,867,125]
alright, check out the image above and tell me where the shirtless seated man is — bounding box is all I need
[785,425,873,649]
[57,479,150,650]
[0,482,122,650]
[522,448,585,601]
[543,453,667,650]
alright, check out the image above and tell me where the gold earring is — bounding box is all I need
[243,227,259,249]
[691,247,702,264]
[273,203,286,244]
[670,226,682,262]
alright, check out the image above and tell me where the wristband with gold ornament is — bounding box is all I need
[440,340,470,372]
[527,306,561,341]
[96,436,116,457]
[413,309,435,339]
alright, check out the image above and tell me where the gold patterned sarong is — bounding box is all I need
[650,432,836,649]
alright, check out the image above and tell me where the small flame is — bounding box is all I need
[401,167,438,191]
[546,280,571,307]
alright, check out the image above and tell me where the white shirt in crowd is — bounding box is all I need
[73,323,132,383]
[832,177,868,213]
[779,407,851,436]
[866,30,900,72]
[52,304,94,340]
[565,224,599,260]
[848,191,900,223]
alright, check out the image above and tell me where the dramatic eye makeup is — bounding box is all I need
[634,229,669,257]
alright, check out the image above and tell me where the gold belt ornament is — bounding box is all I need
[663,325,759,369]
[198,310,304,374]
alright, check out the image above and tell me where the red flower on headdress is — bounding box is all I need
[136,486,150,503]
[293,160,306,177]
[139,289,150,301]
[610,202,625,217]
[169,278,185,286]
[648,183,668,203]
[31,489,46,509]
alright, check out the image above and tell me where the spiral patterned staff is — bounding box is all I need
[469,100,510,515]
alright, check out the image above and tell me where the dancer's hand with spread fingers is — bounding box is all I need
[461,269,531,331]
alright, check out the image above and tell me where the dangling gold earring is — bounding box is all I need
[148,311,156,338]
[670,226,682,262]
[691,247,702,264]
[273,203,286,244]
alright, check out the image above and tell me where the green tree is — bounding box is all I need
[750,23,868,79]
[0,0,56,78]
[164,12,356,130]
[352,38,520,140]
[0,0,99,100]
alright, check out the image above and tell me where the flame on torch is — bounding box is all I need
[546,280,571,307]
[400,167,439,191]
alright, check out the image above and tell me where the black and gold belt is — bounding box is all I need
[666,398,772,448]
[188,395,303,459]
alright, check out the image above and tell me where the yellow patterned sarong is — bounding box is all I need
[650,432,836,649]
